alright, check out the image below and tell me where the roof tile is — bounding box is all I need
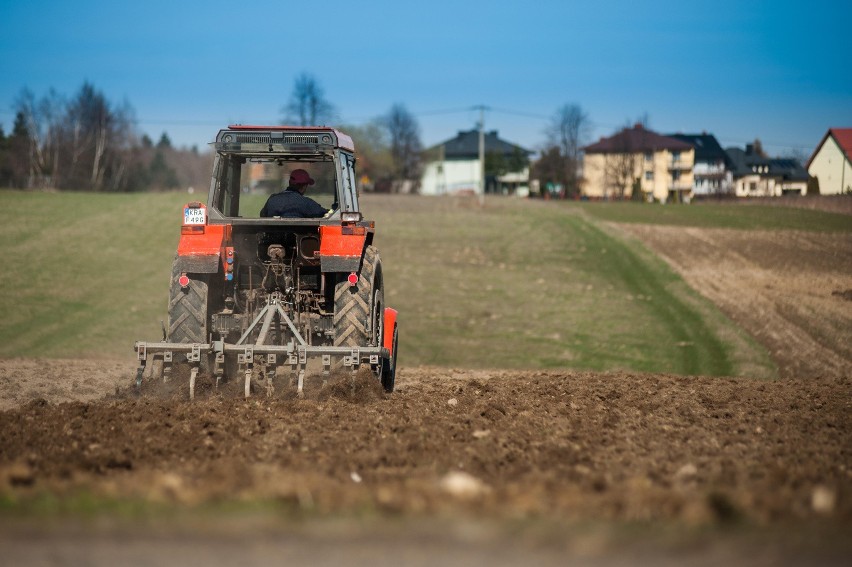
[584,124,693,153]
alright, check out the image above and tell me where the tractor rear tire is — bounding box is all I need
[167,260,210,368]
[333,245,381,349]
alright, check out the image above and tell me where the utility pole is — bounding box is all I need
[438,143,445,195]
[473,105,489,205]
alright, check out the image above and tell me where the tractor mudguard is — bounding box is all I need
[176,224,232,274]
[383,308,398,352]
[319,224,366,273]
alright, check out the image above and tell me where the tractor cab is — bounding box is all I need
[207,126,360,222]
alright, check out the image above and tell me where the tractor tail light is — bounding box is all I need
[348,273,359,286]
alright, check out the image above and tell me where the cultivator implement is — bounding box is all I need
[135,293,396,399]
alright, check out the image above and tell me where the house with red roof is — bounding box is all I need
[807,128,852,195]
[582,124,695,202]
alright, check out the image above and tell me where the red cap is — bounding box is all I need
[290,169,315,186]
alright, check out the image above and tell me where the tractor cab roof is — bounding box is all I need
[213,125,355,154]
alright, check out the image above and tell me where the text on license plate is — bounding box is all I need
[184,207,205,225]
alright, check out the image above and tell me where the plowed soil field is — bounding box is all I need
[1,222,850,566]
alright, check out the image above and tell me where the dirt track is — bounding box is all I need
[617,225,852,380]
[1,221,850,565]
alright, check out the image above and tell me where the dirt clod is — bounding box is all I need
[0,363,849,526]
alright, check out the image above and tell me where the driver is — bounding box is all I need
[260,169,330,218]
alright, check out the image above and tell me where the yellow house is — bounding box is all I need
[583,124,695,202]
[807,128,852,195]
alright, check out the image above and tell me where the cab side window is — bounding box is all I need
[213,155,241,216]
[339,152,358,212]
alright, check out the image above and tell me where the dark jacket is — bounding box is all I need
[260,187,327,218]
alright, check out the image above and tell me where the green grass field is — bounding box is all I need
[5,190,841,378]
[370,197,775,377]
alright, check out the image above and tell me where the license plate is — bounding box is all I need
[184,207,205,225]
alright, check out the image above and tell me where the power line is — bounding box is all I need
[414,106,475,117]
[489,107,550,120]
[135,118,227,126]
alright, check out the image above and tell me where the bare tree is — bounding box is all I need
[64,82,112,189]
[341,120,394,190]
[603,151,637,198]
[598,117,656,199]
[14,88,66,188]
[14,83,138,191]
[543,104,590,196]
[603,122,645,199]
[382,103,422,190]
[61,82,137,190]
[750,138,768,158]
[282,73,336,126]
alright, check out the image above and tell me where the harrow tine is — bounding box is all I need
[289,354,298,388]
[321,355,331,389]
[163,351,173,383]
[214,353,224,389]
[189,366,198,400]
[266,367,275,398]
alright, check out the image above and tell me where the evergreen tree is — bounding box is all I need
[157,132,172,149]
[149,150,179,189]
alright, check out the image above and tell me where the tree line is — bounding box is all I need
[1,74,588,195]
[0,82,210,191]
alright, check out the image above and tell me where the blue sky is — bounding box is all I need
[1,0,850,157]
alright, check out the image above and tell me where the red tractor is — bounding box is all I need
[135,125,398,398]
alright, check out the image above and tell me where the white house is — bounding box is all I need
[807,128,852,195]
[725,145,809,197]
[420,130,531,196]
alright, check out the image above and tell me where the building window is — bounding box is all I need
[645,171,653,180]
[644,152,653,162]
[672,151,681,162]
[749,182,757,191]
